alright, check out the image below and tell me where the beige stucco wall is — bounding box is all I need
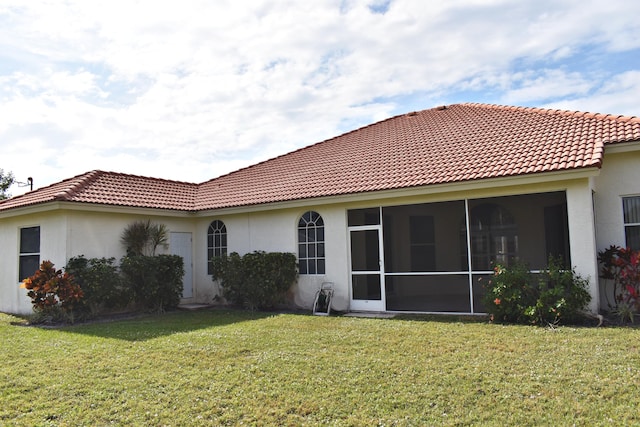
[195,206,351,311]
[593,148,640,248]
[0,207,197,315]
[65,209,197,303]
[565,180,599,312]
[65,210,195,260]
[593,146,640,308]
[195,173,602,313]
[0,210,68,315]
[3,162,622,316]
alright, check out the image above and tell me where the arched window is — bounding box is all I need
[207,220,227,274]
[298,211,325,274]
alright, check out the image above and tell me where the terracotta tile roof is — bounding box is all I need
[0,170,197,212]
[1,103,639,213]
[195,103,640,209]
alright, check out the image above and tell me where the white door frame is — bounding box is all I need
[348,224,385,311]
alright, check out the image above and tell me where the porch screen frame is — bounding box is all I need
[381,199,475,314]
[352,191,570,314]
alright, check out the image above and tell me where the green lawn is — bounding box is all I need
[1,310,639,426]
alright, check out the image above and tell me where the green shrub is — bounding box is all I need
[484,257,591,326]
[20,260,84,323]
[65,255,132,317]
[120,254,184,313]
[211,252,245,303]
[483,262,536,324]
[121,220,168,256]
[531,257,592,325]
[211,251,298,310]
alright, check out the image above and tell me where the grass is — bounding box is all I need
[1,310,639,426]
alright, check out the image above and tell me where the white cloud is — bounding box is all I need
[544,71,640,117]
[1,0,639,195]
[500,69,594,105]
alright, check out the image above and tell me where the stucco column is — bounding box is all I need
[566,180,600,313]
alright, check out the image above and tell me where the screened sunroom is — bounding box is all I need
[347,191,569,313]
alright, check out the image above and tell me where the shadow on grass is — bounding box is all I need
[59,308,276,342]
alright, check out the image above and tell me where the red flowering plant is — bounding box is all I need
[483,261,536,324]
[599,246,640,323]
[484,257,591,325]
[21,260,84,322]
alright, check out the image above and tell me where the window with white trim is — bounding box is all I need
[623,196,640,251]
[207,220,227,274]
[19,226,40,281]
[298,211,325,274]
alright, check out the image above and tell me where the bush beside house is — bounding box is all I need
[598,246,640,323]
[211,251,298,310]
[65,256,131,317]
[120,254,184,313]
[19,220,185,323]
[483,257,591,326]
[118,220,184,312]
[20,260,84,323]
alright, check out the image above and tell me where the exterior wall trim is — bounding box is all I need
[0,202,194,220]
[604,140,640,154]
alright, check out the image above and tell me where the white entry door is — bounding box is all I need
[349,226,385,311]
[170,232,193,299]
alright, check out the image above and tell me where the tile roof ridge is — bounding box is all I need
[0,170,104,209]
[590,140,605,167]
[97,170,198,186]
[461,102,640,124]
[53,170,104,201]
[198,105,465,186]
[198,118,398,185]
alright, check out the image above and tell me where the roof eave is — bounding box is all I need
[0,200,195,219]
[194,167,601,216]
[604,139,640,154]
[0,201,64,219]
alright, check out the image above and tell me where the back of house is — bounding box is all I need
[1,103,639,315]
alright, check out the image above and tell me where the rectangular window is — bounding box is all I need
[623,196,640,251]
[19,226,40,281]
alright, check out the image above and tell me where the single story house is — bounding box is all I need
[1,103,639,316]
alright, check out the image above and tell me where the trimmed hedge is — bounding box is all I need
[65,255,131,317]
[211,251,298,310]
[120,254,185,313]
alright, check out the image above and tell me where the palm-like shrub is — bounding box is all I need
[121,219,168,256]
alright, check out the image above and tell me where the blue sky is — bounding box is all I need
[1,0,639,196]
